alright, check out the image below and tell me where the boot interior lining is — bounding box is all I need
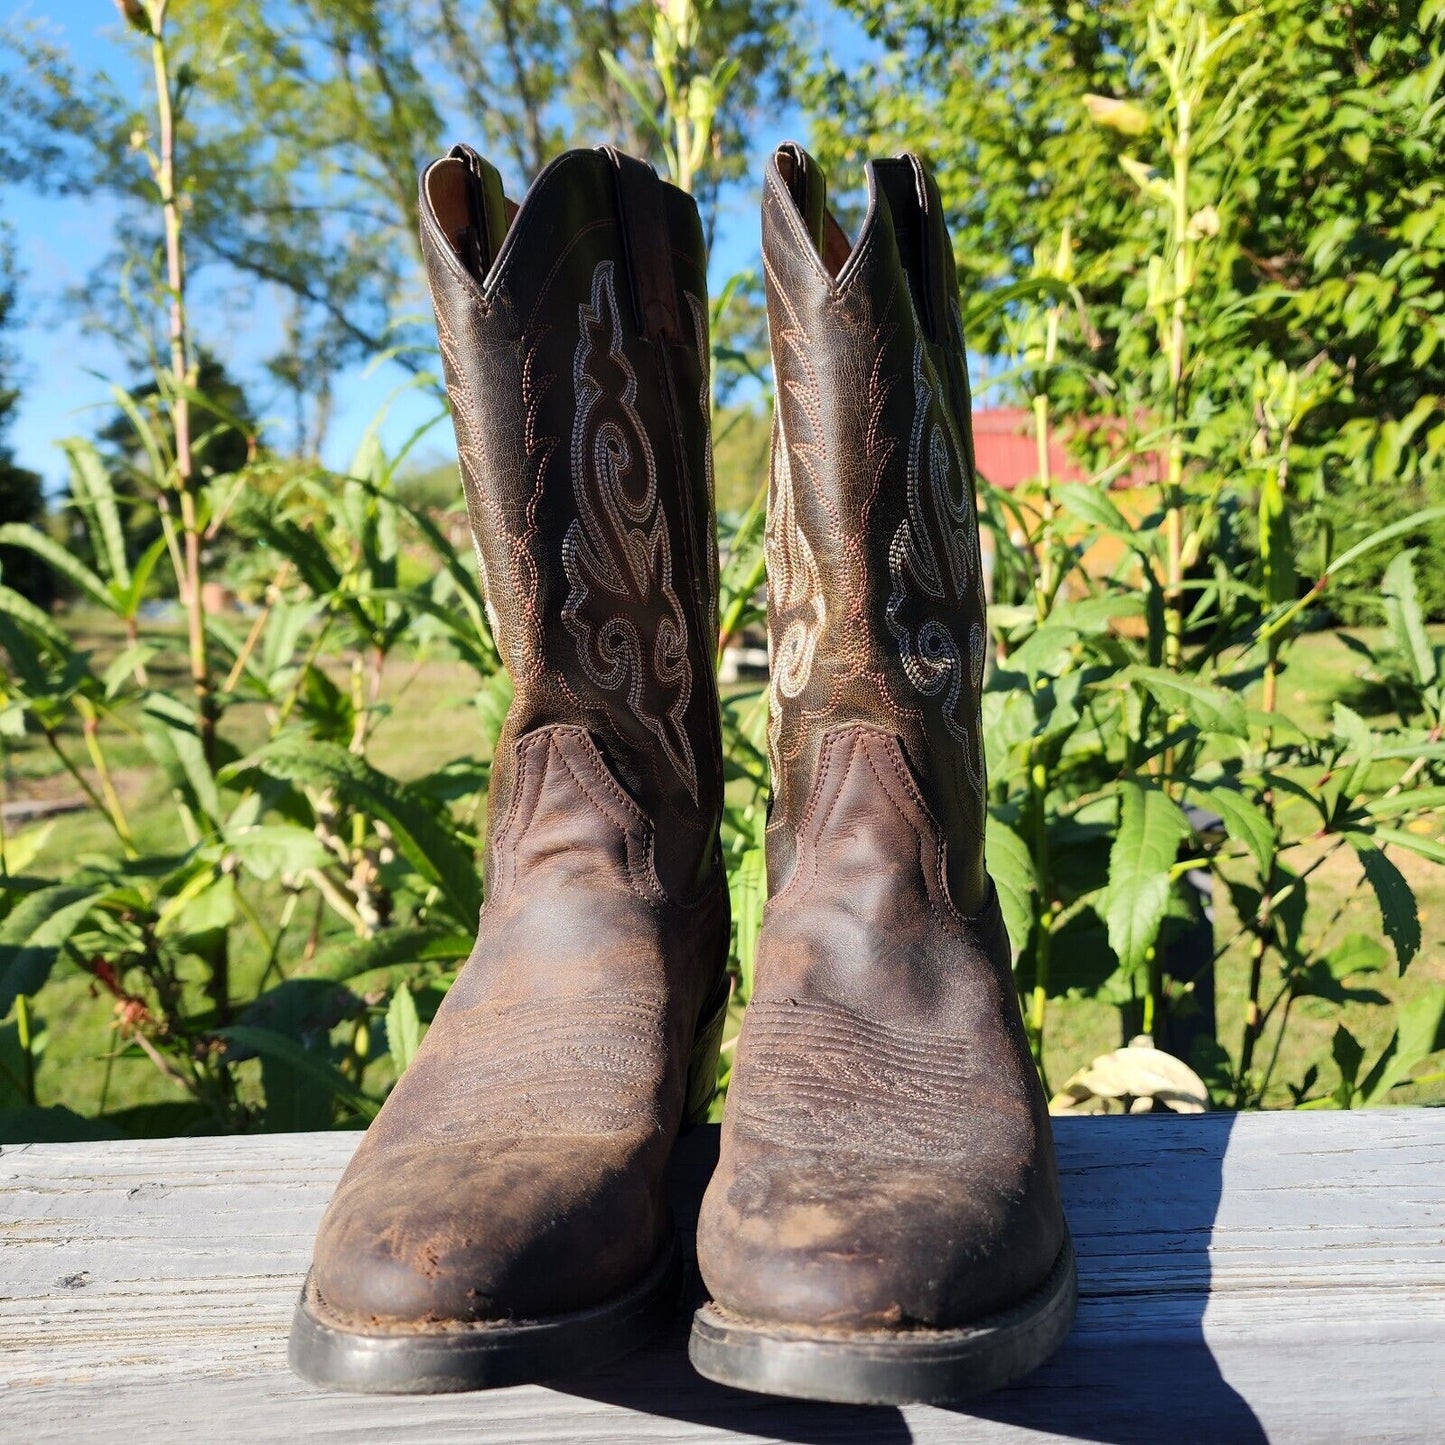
[423,157,519,273]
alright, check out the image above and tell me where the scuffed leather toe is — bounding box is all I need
[312,1132,665,1325]
[697,1149,1061,1332]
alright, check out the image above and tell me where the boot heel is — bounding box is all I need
[683,974,731,1128]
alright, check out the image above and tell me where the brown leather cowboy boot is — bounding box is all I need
[290,145,729,1393]
[689,144,1075,1404]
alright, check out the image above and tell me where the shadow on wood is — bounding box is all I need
[963,1113,1266,1443]
[556,1118,1265,1443]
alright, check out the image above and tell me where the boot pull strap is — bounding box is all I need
[601,148,681,344]
[911,155,954,351]
[446,144,510,279]
[775,142,828,256]
[873,156,950,348]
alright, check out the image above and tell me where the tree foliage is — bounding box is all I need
[0,0,795,452]
[807,0,1445,612]
[0,223,49,606]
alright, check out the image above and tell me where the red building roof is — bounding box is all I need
[972,408,1165,491]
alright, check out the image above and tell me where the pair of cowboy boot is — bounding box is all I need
[289,139,1074,1405]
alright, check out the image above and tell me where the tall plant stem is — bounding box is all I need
[1027,752,1054,1082]
[1157,60,1196,821]
[146,1,213,770]
[76,699,135,856]
[15,993,36,1106]
[1236,930,1268,1106]
[1163,91,1192,679]
[147,1,227,1020]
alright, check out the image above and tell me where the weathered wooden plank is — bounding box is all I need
[2,1111,1443,1443]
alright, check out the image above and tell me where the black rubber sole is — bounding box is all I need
[688,1235,1078,1406]
[288,1230,683,1394]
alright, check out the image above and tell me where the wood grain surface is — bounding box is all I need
[3,1110,1442,1443]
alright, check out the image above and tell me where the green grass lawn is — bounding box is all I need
[3,609,1442,1127]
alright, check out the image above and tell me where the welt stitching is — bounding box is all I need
[576,745,672,909]
[771,728,840,908]
[502,734,545,896]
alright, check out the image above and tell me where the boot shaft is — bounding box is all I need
[762,144,990,912]
[419,146,723,902]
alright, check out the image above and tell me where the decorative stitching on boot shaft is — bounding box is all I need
[885,331,986,793]
[562,259,699,805]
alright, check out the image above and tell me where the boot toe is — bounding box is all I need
[311,1135,664,1327]
[697,1152,1061,1332]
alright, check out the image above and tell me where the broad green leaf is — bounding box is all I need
[385,984,423,1074]
[156,871,235,939]
[1332,702,1375,798]
[474,670,514,753]
[118,534,169,617]
[1381,551,1437,689]
[0,885,103,1017]
[142,695,222,826]
[1119,665,1247,738]
[1057,483,1133,536]
[986,815,1036,963]
[221,826,329,878]
[0,824,53,876]
[1365,788,1445,821]
[240,978,357,1041]
[231,492,346,607]
[1195,784,1275,875]
[1346,835,1420,972]
[308,924,473,983]
[1321,933,1390,979]
[0,584,70,656]
[102,644,157,698]
[1049,592,1146,633]
[218,1025,378,1119]
[1371,825,1445,867]
[1104,780,1192,977]
[1324,505,1445,584]
[62,438,130,590]
[732,842,766,1001]
[1361,991,1445,1104]
[0,523,112,611]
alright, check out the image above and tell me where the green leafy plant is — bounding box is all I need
[976,0,1445,1109]
[0,0,1440,1142]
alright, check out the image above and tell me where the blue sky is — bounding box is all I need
[0,5,875,495]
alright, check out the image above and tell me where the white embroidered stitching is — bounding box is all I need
[766,413,826,767]
[763,265,827,773]
[561,260,699,803]
[885,328,986,790]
